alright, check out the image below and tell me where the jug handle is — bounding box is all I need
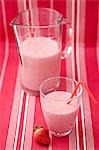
[61,19,72,59]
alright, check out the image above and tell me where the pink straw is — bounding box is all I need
[67,81,97,104]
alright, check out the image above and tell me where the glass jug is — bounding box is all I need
[11,8,72,95]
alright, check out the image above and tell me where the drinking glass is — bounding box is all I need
[40,77,82,137]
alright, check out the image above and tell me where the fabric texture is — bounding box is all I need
[0,0,99,149]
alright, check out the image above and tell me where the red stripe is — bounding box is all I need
[0,0,5,78]
[61,60,66,77]
[85,47,99,149]
[53,0,66,18]
[38,0,50,8]
[85,0,98,47]
[23,96,36,150]
[85,1,99,149]
[0,44,18,150]
[52,136,69,150]
[0,1,5,42]
[16,93,26,150]
[0,1,19,149]
[32,96,48,150]
[26,0,29,9]
[0,42,5,76]
[78,108,85,150]
[4,0,18,43]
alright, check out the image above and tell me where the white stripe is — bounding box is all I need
[5,67,23,150]
[70,0,80,150]
[70,0,76,79]
[17,0,24,12]
[23,0,27,10]
[65,0,72,78]
[71,0,76,79]
[29,0,32,9]
[66,0,72,23]
[28,0,40,36]
[50,0,53,9]
[76,0,87,149]
[20,94,29,150]
[48,134,52,150]
[32,0,38,8]
[28,0,34,34]
[33,2,40,36]
[13,25,23,61]
[23,96,36,150]
[14,25,21,49]
[13,90,24,150]
[80,99,87,150]
[66,55,73,78]
[76,116,80,150]
[49,1,53,37]
[76,0,95,149]
[0,0,9,91]
[29,0,39,9]
[77,48,95,150]
[69,126,76,150]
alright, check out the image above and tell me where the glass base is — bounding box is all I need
[50,129,72,137]
[21,84,40,96]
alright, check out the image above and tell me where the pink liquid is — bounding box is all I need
[41,91,79,135]
[20,37,61,92]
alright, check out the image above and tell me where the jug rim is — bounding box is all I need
[10,7,68,28]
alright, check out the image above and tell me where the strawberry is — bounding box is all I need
[33,126,50,145]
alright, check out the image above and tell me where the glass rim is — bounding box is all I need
[10,7,66,29]
[40,76,83,101]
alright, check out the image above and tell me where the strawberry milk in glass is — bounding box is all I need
[11,8,72,95]
[40,77,82,136]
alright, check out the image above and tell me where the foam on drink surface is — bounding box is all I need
[20,37,59,57]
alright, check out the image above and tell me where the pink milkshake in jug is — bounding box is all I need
[11,8,72,95]
[20,37,61,93]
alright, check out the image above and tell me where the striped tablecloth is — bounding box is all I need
[0,0,99,150]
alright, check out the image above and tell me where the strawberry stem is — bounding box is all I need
[33,126,43,132]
